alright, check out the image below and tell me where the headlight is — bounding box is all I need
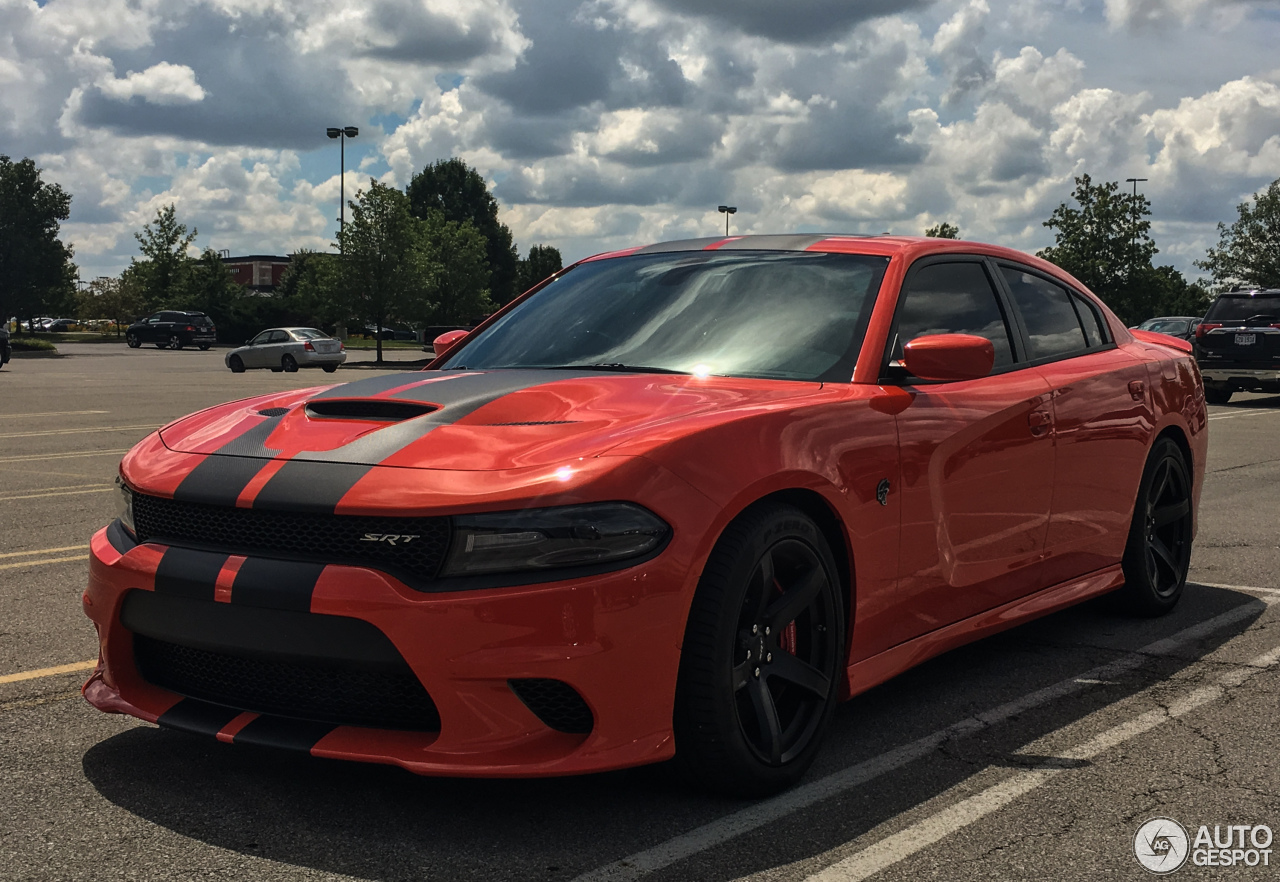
[114,475,135,536]
[439,503,670,577]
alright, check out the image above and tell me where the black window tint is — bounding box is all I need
[1001,268,1087,359]
[894,262,1014,368]
[1070,293,1106,347]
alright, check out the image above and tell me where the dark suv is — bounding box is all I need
[1194,289,1280,404]
[0,326,10,366]
[125,311,217,350]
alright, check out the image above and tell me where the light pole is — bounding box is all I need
[1125,177,1148,278]
[718,205,737,237]
[326,126,359,251]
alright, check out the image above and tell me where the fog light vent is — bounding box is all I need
[508,678,594,734]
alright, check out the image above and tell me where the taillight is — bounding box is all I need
[339,342,345,351]
[185,325,194,331]
[303,341,315,351]
[1195,323,1221,339]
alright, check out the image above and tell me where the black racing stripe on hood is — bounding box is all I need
[157,698,243,736]
[309,372,427,400]
[230,558,327,612]
[233,715,336,752]
[251,461,376,513]
[172,412,285,505]
[154,548,230,601]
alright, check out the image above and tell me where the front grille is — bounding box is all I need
[133,493,450,583]
[134,634,441,731]
[509,678,594,734]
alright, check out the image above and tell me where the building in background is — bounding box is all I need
[220,254,290,293]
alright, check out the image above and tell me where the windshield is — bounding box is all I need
[1146,319,1189,334]
[1206,295,1280,323]
[441,250,889,382]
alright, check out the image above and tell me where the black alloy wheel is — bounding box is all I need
[228,355,245,373]
[125,333,140,349]
[198,343,211,351]
[675,504,844,795]
[281,354,298,372]
[322,365,338,373]
[1119,438,1193,615]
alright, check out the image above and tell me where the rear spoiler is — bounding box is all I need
[1130,328,1193,354]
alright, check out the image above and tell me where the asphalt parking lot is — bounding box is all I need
[1,344,1277,881]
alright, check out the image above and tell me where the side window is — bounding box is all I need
[267,330,289,344]
[250,331,272,345]
[1000,268,1087,360]
[1070,293,1108,347]
[147,314,162,324]
[892,262,1015,370]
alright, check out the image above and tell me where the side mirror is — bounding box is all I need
[902,333,995,382]
[433,329,469,357]
[245,339,253,345]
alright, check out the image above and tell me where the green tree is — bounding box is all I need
[277,249,344,328]
[924,222,960,239]
[516,244,564,294]
[176,249,246,323]
[75,276,144,336]
[1038,174,1164,324]
[406,158,520,305]
[419,214,494,325]
[131,204,197,311]
[338,180,437,364]
[1197,179,1280,289]
[0,156,77,330]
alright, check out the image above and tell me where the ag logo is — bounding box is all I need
[360,533,420,546]
[1135,817,1190,874]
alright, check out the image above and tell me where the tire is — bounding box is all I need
[1118,438,1193,616]
[322,365,338,373]
[168,335,183,350]
[126,333,140,349]
[1204,385,1232,405]
[199,344,210,351]
[228,355,245,373]
[674,504,844,796]
[281,354,298,372]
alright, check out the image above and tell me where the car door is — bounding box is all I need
[878,258,1057,651]
[265,329,291,366]
[997,265,1153,587]
[140,313,164,344]
[243,330,273,368]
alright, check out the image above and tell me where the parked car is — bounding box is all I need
[1194,288,1280,404]
[1133,316,1199,341]
[0,326,9,366]
[363,324,416,341]
[125,311,217,350]
[224,327,346,373]
[46,318,79,332]
[85,234,1205,796]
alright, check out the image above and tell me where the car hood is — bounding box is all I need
[158,369,832,471]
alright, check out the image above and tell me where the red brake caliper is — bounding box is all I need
[774,578,798,654]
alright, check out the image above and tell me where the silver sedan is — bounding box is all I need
[225,327,347,373]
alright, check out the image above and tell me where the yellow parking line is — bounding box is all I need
[0,555,89,571]
[0,449,130,464]
[0,544,90,559]
[0,487,114,502]
[0,424,156,439]
[0,660,97,685]
[6,410,109,418]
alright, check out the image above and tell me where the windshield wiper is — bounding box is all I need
[554,363,688,374]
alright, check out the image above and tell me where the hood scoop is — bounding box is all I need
[304,399,439,422]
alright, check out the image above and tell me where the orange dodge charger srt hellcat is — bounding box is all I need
[83,235,1206,795]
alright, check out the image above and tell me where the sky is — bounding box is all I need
[5,0,1280,283]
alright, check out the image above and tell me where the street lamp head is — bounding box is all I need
[718,205,737,215]
[326,127,341,139]
[344,126,359,138]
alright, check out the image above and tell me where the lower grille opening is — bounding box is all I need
[509,678,594,734]
[134,635,440,732]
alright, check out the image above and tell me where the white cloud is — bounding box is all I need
[97,62,206,105]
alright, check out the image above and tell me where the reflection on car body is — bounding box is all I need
[84,235,1205,796]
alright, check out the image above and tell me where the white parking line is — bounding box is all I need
[4,410,109,418]
[1207,409,1279,421]
[0,486,114,502]
[803,642,1280,881]
[572,594,1273,882]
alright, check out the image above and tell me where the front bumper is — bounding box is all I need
[82,509,704,777]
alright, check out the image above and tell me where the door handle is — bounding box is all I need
[1028,409,1052,435]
